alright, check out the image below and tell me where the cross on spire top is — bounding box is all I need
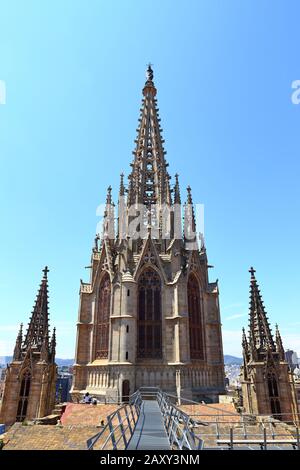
[43,266,49,279]
[249,266,256,278]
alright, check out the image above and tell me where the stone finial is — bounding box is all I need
[146,63,154,81]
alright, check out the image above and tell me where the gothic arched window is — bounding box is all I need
[137,269,162,359]
[268,374,279,398]
[267,373,281,418]
[188,273,204,360]
[95,273,111,359]
[16,371,31,422]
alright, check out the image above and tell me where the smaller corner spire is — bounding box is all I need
[186,185,193,205]
[174,173,181,204]
[119,173,125,196]
[242,327,248,346]
[23,267,50,350]
[275,323,285,360]
[242,326,249,360]
[106,185,112,205]
[248,267,275,354]
[184,185,197,246]
[50,327,56,363]
[13,323,23,361]
[103,185,115,242]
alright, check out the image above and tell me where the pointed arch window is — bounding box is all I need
[95,273,111,359]
[188,274,204,360]
[267,372,281,418]
[137,269,162,359]
[16,371,31,422]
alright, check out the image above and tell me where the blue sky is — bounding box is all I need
[0,0,299,358]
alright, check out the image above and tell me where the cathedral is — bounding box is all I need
[1,67,299,430]
[71,66,225,403]
[241,267,299,421]
[0,267,57,426]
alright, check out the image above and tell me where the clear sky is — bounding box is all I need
[0,0,299,358]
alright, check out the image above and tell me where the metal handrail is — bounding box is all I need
[86,387,300,450]
[216,425,300,450]
[87,390,142,450]
[156,389,204,450]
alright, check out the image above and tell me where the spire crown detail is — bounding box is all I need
[23,267,50,351]
[243,267,277,360]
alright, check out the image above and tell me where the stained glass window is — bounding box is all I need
[268,373,281,418]
[188,274,204,360]
[137,269,162,358]
[95,273,110,359]
[16,371,31,422]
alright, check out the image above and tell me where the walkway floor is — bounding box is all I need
[127,400,170,450]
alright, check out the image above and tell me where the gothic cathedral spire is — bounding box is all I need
[23,266,50,351]
[128,65,171,209]
[241,267,299,420]
[0,267,57,426]
[248,266,275,356]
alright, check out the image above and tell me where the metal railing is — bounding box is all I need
[140,388,204,450]
[215,425,300,450]
[86,388,299,450]
[164,393,300,449]
[87,390,142,450]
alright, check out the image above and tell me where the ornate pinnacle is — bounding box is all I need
[119,173,125,196]
[242,327,248,346]
[185,185,196,234]
[187,185,193,204]
[103,186,115,241]
[50,327,56,363]
[106,185,112,205]
[242,327,249,360]
[13,323,23,361]
[94,233,100,252]
[174,173,181,204]
[275,323,285,360]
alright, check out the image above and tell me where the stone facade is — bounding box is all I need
[0,267,57,426]
[240,268,299,422]
[71,66,225,403]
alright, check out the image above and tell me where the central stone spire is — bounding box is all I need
[128,65,171,210]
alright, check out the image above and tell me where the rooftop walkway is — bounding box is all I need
[127,399,170,450]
